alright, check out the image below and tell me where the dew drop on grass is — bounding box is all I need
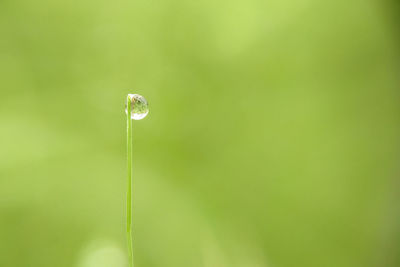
[125,94,149,120]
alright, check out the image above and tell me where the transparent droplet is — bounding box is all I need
[125,94,149,120]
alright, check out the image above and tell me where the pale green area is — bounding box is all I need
[0,0,400,266]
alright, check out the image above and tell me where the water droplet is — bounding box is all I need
[125,94,149,120]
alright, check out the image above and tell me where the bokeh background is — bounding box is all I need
[1,0,399,266]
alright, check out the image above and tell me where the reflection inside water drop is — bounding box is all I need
[125,94,149,120]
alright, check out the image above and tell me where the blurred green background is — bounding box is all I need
[1,0,400,266]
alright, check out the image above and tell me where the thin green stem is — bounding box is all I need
[126,96,134,267]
